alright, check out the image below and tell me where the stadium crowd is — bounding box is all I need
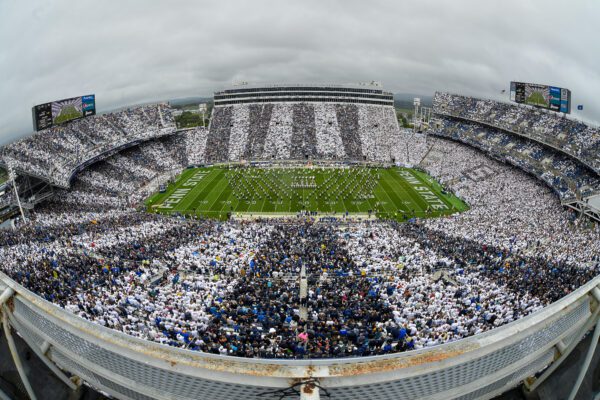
[206,102,397,163]
[428,117,600,200]
[0,94,599,359]
[0,126,598,358]
[433,92,600,174]
[1,104,176,187]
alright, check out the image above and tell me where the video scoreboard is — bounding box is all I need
[510,82,571,114]
[32,94,96,131]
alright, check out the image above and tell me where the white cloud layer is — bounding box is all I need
[0,0,598,144]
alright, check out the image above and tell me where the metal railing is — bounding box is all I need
[1,271,599,399]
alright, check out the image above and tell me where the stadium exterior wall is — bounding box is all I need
[1,272,599,400]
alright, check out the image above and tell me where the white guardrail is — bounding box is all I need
[1,271,599,400]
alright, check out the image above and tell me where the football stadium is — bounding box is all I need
[1,3,600,400]
[0,81,599,400]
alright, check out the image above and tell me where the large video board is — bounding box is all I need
[32,94,96,131]
[510,82,571,114]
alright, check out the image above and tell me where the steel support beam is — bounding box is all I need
[0,288,14,307]
[7,312,79,391]
[0,387,11,400]
[592,287,600,303]
[2,307,37,400]
[40,340,50,355]
[568,318,600,400]
[555,339,567,354]
[527,287,600,392]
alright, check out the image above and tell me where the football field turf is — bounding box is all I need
[145,166,469,221]
[53,105,83,124]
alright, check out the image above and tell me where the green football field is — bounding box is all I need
[145,166,469,221]
[54,105,83,124]
[526,91,548,107]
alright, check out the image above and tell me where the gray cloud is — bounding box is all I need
[1,0,598,144]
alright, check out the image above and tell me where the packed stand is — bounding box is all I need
[433,92,600,174]
[205,102,398,163]
[428,117,600,200]
[1,104,176,187]
[0,128,598,359]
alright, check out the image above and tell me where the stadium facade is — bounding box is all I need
[0,85,599,400]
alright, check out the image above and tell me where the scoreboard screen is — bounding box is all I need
[510,82,571,114]
[32,94,96,131]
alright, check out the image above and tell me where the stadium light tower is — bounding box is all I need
[413,97,421,134]
[420,106,433,129]
[199,103,207,128]
[7,163,27,223]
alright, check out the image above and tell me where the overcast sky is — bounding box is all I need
[0,0,598,144]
